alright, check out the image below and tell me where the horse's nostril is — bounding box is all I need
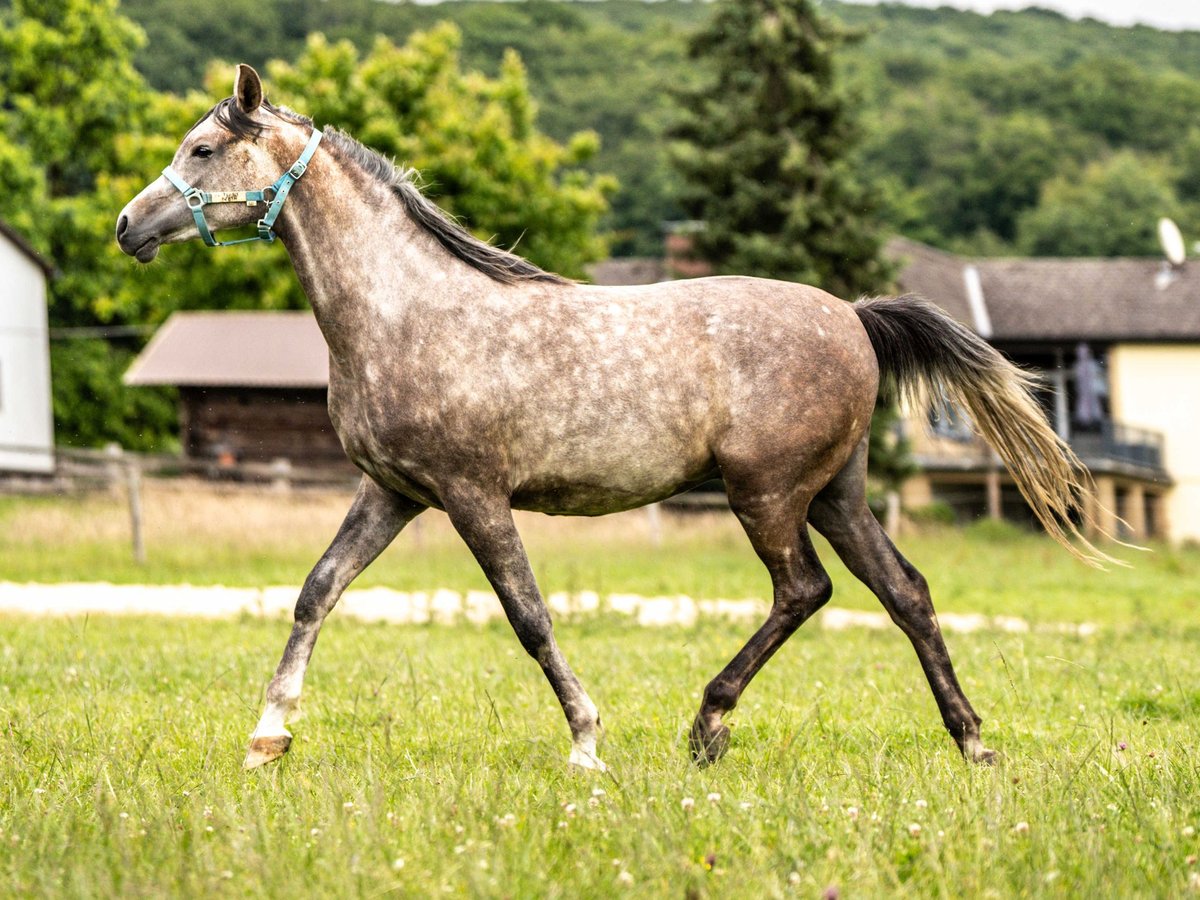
[116,215,129,239]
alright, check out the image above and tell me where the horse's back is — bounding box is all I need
[493,276,879,511]
[596,276,879,484]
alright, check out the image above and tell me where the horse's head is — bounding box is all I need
[116,65,315,262]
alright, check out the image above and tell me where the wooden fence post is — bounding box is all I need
[106,446,147,565]
[645,502,663,546]
[270,457,292,493]
[125,456,145,565]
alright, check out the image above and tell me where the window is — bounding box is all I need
[928,397,974,442]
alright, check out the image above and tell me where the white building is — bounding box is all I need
[0,220,54,474]
[891,238,1200,545]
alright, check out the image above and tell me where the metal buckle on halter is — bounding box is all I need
[288,160,307,179]
[185,190,205,209]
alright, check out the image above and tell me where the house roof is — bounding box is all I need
[0,218,54,277]
[124,311,329,388]
[889,237,1200,343]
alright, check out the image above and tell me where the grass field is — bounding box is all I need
[2,484,1200,896]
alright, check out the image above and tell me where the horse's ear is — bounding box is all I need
[234,64,263,114]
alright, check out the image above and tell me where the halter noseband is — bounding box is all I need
[161,127,323,247]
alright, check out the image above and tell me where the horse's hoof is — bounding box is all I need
[689,718,730,766]
[243,734,292,770]
[970,747,1000,766]
[568,745,608,773]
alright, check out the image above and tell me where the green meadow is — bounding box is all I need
[1,485,1199,896]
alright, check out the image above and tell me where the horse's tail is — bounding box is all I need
[853,293,1118,567]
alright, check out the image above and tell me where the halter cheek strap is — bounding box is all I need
[162,127,323,247]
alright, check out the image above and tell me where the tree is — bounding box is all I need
[264,26,613,279]
[1016,152,1183,257]
[0,0,177,449]
[0,3,613,449]
[669,0,890,299]
[669,0,907,492]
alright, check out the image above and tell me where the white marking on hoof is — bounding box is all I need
[964,737,1000,766]
[568,745,608,772]
[243,730,292,769]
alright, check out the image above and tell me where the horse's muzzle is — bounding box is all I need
[115,214,161,263]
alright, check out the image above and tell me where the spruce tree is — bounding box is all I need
[670,0,889,300]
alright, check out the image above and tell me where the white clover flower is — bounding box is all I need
[681,797,695,811]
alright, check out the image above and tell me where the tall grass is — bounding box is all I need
[2,484,1199,894]
[1,615,1198,896]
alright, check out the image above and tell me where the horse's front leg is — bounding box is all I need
[442,485,606,772]
[244,477,425,769]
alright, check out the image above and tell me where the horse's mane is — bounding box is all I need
[199,97,569,286]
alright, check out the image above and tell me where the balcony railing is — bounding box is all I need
[913,413,1167,479]
[1069,421,1165,474]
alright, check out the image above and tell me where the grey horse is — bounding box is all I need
[116,66,1105,772]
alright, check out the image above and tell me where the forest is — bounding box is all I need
[118,0,1200,257]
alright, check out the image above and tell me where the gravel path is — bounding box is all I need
[0,581,1099,635]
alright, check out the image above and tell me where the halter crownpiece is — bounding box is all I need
[162,127,323,247]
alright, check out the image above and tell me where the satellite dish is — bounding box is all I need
[1158,217,1185,266]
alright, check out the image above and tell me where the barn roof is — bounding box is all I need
[124,311,328,387]
[890,237,1200,343]
[0,218,54,277]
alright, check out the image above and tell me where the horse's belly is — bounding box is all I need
[509,439,717,515]
[509,471,713,516]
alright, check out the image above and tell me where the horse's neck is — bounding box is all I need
[275,165,497,356]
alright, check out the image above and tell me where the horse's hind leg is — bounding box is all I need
[441,484,605,771]
[244,477,425,769]
[809,440,997,764]
[691,480,832,764]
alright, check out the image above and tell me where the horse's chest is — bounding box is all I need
[327,381,443,503]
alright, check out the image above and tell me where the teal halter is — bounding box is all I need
[162,127,323,246]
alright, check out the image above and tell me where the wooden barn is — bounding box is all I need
[0,219,55,475]
[124,311,351,472]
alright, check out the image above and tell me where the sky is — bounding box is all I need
[841,0,1200,31]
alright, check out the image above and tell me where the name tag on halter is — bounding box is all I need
[209,191,258,206]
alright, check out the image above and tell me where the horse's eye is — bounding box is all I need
[193,145,213,159]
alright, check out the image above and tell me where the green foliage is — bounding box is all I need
[48,339,177,451]
[111,0,1200,260]
[669,0,889,299]
[0,0,149,197]
[264,26,613,279]
[1016,152,1182,256]
[0,2,611,448]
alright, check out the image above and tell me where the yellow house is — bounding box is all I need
[891,238,1199,544]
